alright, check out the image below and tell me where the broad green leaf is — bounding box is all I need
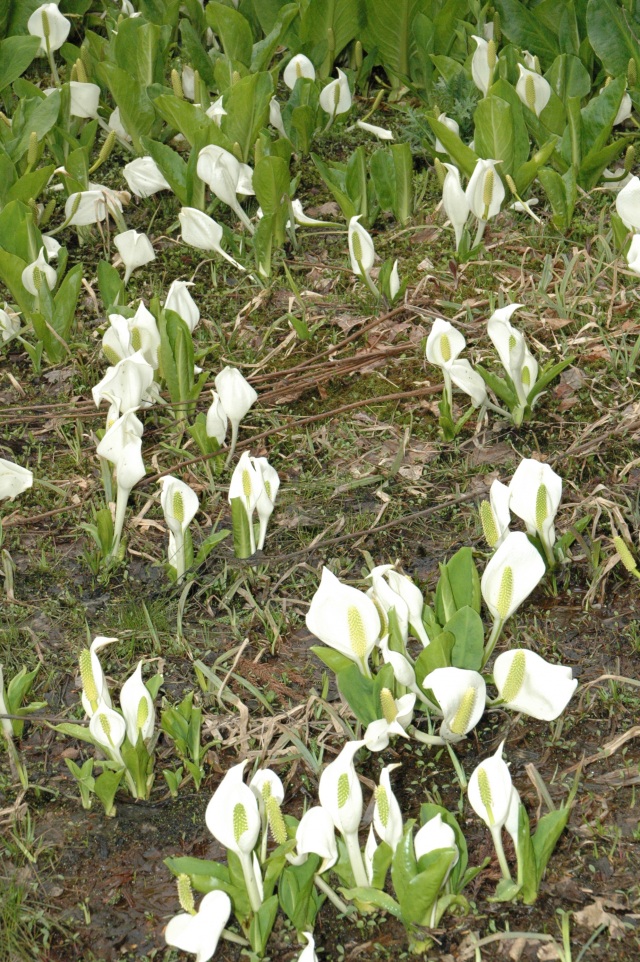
[586,0,640,76]
[179,18,216,86]
[414,631,454,683]
[206,2,254,67]
[361,0,429,84]
[493,0,560,68]
[517,803,539,904]
[113,17,171,86]
[475,363,518,406]
[527,355,575,407]
[7,165,55,206]
[53,263,83,339]
[444,547,481,614]
[7,91,61,162]
[97,260,125,311]
[97,63,156,153]
[473,95,516,176]
[486,79,530,173]
[310,645,357,675]
[253,155,290,215]
[391,822,419,906]
[248,895,278,957]
[0,36,40,92]
[336,662,394,725]
[93,769,125,816]
[538,166,576,229]
[514,137,557,195]
[230,497,253,559]
[251,4,299,73]
[428,116,478,177]
[221,71,273,162]
[531,807,571,891]
[404,850,458,924]
[300,0,363,75]
[545,53,590,102]
[341,887,403,918]
[152,94,229,150]
[445,606,485,671]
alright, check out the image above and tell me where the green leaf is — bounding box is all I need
[444,547,481,614]
[404,850,458,924]
[473,95,516,177]
[113,17,171,86]
[93,768,125,816]
[193,528,230,567]
[493,0,560,68]
[514,138,558,195]
[53,263,83,340]
[414,631,454,682]
[391,821,419,906]
[361,0,429,84]
[527,355,575,407]
[0,36,40,93]
[206,2,254,67]
[152,94,229,150]
[586,0,640,76]
[300,0,362,75]
[53,721,97,745]
[97,260,125,311]
[341,887,403,918]
[253,155,290,228]
[336,662,395,725]
[545,53,590,101]
[140,136,189,205]
[516,803,539,904]
[475,363,518,407]
[310,645,357,674]
[311,151,355,220]
[221,71,273,162]
[7,90,61,162]
[251,4,299,74]
[248,895,279,956]
[428,116,478,176]
[537,167,576,230]
[531,807,571,891]
[445,606,485,671]
[278,855,322,932]
[97,63,156,153]
[230,496,253,559]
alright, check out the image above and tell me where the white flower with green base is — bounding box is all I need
[318,740,368,888]
[306,567,381,676]
[159,476,199,581]
[480,531,546,667]
[205,761,263,912]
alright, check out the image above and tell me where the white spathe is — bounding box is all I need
[493,649,578,720]
[481,531,546,623]
[306,567,381,672]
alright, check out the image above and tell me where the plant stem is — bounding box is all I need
[343,830,369,889]
[446,742,467,790]
[238,850,263,913]
[110,484,129,556]
[225,421,239,466]
[314,874,353,915]
[490,825,512,882]
[473,218,487,247]
[409,727,446,746]
[482,618,504,669]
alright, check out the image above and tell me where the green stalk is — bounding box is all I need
[238,850,263,913]
[344,830,368,888]
[482,618,504,669]
[314,874,354,915]
[490,825,512,882]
